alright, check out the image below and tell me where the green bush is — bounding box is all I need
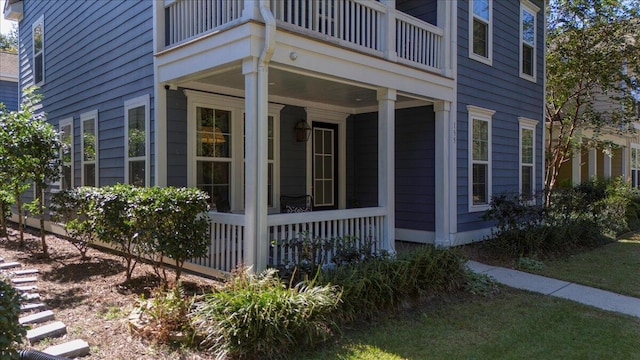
[0,278,26,359]
[0,189,12,237]
[50,188,97,259]
[191,267,340,359]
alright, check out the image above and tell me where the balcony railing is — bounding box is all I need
[163,0,445,72]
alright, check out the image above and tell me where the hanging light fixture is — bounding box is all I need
[294,119,312,142]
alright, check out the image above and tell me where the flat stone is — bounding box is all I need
[0,257,4,262]
[12,269,39,276]
[19,310,55,325]
[44,339,90,358]
[12,276,37,284]
[22,293,40,301]
[0,261,21,269]
[20,303,46,312]
[26,321,67,343]
[15,285,37,292]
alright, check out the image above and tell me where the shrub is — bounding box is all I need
[0,278,26,359]
[191,267,340,360]
[50,188,97,259]
[0,189,12,238]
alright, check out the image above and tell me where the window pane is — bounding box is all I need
[197,161,213,185]
[61,164,72,190]
[473,20,488,57]
[522,165,533,197]
[314,129,323,153]
[522,128,534,163]
[472,163,487,205]
[314,180,323,205]
[324,156,333,178]
[128,106,145,157]
[129,160,145,187]
[197,107,231,158]
[522,10,535,44]
[268,164,273,207]
[324,180,333,206]
[83,120,96,161]
[34,54,43,84]
[84,164,95,187]
[522,44,533,76]
[473,0,489,20]
[472,119,488,161]
[314,154,323,179]
[33,24,43,52]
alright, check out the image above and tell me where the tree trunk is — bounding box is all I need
[38,186,48,257]
[14,190,24,246]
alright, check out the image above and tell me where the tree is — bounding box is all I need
[545,0,640,202]
[0,24,18,53]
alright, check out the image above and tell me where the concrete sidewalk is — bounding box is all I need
[467,260,640,319]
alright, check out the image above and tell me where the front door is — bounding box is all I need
[312,122,338,210]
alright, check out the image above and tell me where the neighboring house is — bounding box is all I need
[0,51,18,111]
[4,0,545,276]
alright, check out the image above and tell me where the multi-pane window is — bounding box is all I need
[313,127,335,207]
[632,147,640,188]
[124,95,149,187]
[468,106,494,211]
[59,118,73,190]
[470,0,492,64]
[81,111,98,187]
[520,0,539,80]
[32,16,44,85]
[196,107,232,207]
[519,118,538,200]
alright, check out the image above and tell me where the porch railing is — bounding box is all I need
[163,0,444,72]
[189,212,245,273]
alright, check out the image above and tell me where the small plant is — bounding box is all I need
[191,266,340,359]
[50,188,97,260]
[0,277,26,359]
[515,257,544,271]
[465,270,499,297]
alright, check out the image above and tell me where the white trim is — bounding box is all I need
[58,117,74,190]
[450,226,494,246]
[519,0,538,82]
[0,74,18,82]
[80,110,98,187]
[519,117,538,201]
[395,227,496,247]
[469,0,492,66]
[631,144,640,187]
[395,228,435,244]
[32,15,45,86]
[124,94,151,187]
[467,105,494,212]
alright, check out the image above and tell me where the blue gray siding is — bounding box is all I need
[456,0,545,232]
[280,105,308,196]
[0,80,18,111]
[166,88,188,187]
[347,113,378,208]
[18,0,154,187]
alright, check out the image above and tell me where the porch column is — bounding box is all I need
[603,150,612,179]
[588,148,597,179]
[572,147,581,186]
[434,100,454,247]
[378,88,396,254]
[621,146,627,180]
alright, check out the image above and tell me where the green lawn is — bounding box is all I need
[302,289,640,359]
[531,234,640,298]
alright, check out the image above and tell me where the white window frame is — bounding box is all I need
[124,95,151,187]
[519,0,539,82]
[469,0,493,65]
[80,110,98,187]
[631,145,640,188]
[468,105,495,212]
[58,117,74,190]
[185,91,282,212]
[32,15,45,86]
[519,117,538,201]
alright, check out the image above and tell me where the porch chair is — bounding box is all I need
[280,195,313,213]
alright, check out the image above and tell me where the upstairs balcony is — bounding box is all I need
[160,0,450,75]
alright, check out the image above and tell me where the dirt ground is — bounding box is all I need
[0,222,221,360]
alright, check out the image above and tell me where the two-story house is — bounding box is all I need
[4,0,545,277]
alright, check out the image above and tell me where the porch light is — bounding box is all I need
[294,119,312,142]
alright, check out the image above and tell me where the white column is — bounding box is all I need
[588,148,597,179]
[378,88,396,254]
[621,146,627,180]
[243,58,259,271]
[435,100,453,247]
[604,151,612,179]
[571,148,581,186]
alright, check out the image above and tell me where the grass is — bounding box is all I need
[530,234,640,298]
[301,288,640,359]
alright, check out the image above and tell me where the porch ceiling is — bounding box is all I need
[190,65,421,111]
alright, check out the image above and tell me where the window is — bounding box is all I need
[59,118,73,190]
[520,0,539,81]
[81,110,98,187]
[32,16,44,85]
[519,118,538,200]
[186,91,283,212]
[632,146,640,188]
[124,95,150,187]
[469,0,492,65]
[468,105,494,211]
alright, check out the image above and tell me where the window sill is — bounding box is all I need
[519,73,536,83]
[469,53,492,66]
[468,204,490,213]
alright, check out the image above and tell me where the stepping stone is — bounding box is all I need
[0,261,21,269]
[12,269,39,276]
[15,285,37,292]
[20,303,46,312]
[22,293,41,301]
[26,321,67,343]
[12,276,37,284]
[19,310,55,325]
[44,339,90,358]
[0,257,4,262]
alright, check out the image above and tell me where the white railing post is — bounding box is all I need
[382,0,397,61]
[242,0,260,22]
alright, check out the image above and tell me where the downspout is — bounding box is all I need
[254,0,275,271]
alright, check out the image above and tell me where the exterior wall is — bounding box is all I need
[0,79,18,111]
[396,0,438,26]
[347,113,379,208]
[456,0,545,232]
[18,0,155,186]
[280,105,308,196]
[166,88,188,187]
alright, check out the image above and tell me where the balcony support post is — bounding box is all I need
[435,100,455,247]
[378,88,396,254]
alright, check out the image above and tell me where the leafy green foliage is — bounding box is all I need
[0,278,26,359]
[50,188,98,259]
[0,25,18,53]
[464,270,499,297]
[0,189,13,238]
[134,283,195,344]
[191,267,340,360]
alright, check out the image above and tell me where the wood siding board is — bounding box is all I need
[0,80,19,111]
[279,106,308,196]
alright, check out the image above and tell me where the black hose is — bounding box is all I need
[18,349,69,360]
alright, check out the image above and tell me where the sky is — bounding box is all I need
[0,0,17,35]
